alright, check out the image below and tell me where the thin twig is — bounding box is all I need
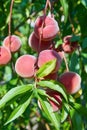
[63,52,69,72]
[8,0,14,36]
[8,0,14,51]
[45,123,51,130]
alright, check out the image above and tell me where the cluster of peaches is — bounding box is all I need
[0,14,81,112]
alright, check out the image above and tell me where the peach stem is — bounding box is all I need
[38,0,52,53]
[63,52,69,72]
[44,0,52,15]
[38,20,45,54]
[8,0,14,48]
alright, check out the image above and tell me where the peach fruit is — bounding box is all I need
[44,73,58,80]
[3,35,21,52]
[34,15,59,41]
[38,50,62,73]
[46,89,62,112]
[62,35,78,53]
[28,32,52,52]
[0,46,11,65]
[59,71,81,94]
[15,55,36,78]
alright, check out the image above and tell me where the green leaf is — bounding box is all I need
[82,37,87,49]
[60,103,69,123]
[0,84,33,108]
[37,80,67,101]
[70,108,84,130]
[36,59,56,78]
[14,0,22,3]
[37,88,60,105]
[61,121,71,130]
[70,102,87,117]
[38,94,60,130]
[5,92,32,125]
[60,0,69,22]
[9,78,18,85]
[70,35,80,42]
[81,0,87,9]
[69,53,80,74]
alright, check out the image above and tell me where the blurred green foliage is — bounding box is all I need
[0,0,87,130]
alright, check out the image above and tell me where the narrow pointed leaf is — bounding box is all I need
[5,93,32,125]
[37,80,67,101]
[70,108,84,130]
[70,102,87,117]
[0,84,33,108]
[36,59,56,78]
[60,103,69,123]
[81,0,87,9]
[38,94,60,130]
[37,89,60,105]
[60,0,69,22]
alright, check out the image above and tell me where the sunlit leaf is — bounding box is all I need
[81,0,87,9]
[0,84,33,108]
[38,94,60,130]
[37,80,67,101]
[14,0,22,3]
[70,102,87,117]
[36,59,56,78]
[60,103,69,123]
[37,88,60,105]
[60,0,69,22]
[5,92,32,125]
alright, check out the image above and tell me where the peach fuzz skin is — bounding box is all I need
[38,50,62,73]
[0,46,11,65]
[15,55,36,78]
[3,35,21,52]
[34,15,59,41]
[59,71,81,94]
[28,32,52,52]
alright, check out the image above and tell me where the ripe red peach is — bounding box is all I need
[46,89,62,112]
[28,32,52,52]
[38,50,62,73]
[59,71,81,94]
[44,73,58,80]
[0,46,11,65]
[62,35,79,53]
[15,55,36,78]
[34,15,59,41]
[3,35,21,52]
